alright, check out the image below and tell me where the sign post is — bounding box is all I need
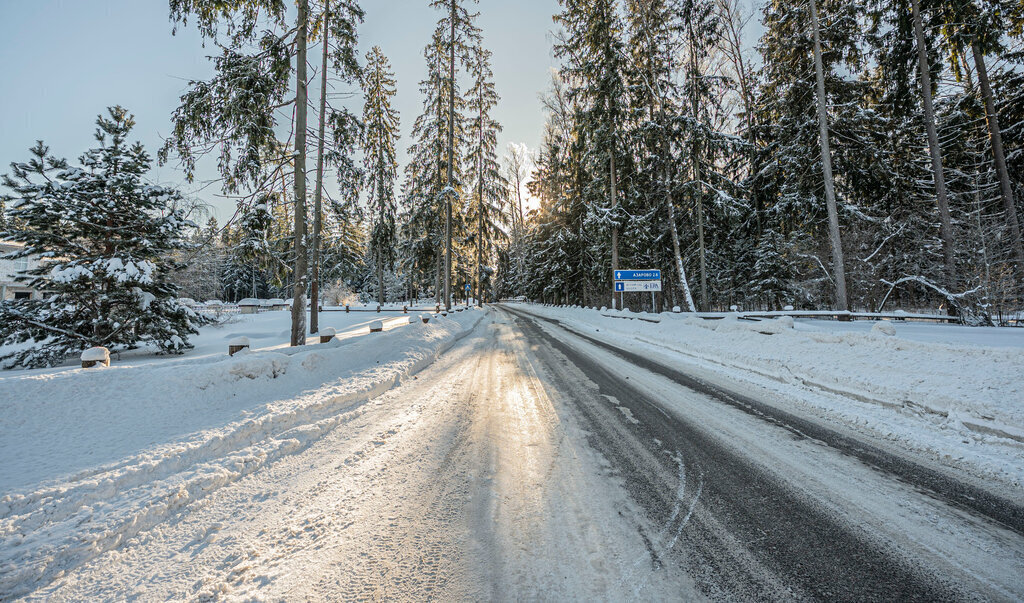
[465,283,471,307]
[613,269,662,311]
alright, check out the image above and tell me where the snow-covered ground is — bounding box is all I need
[1,304,1021,599]
[0,307,483,598]
[514,304,1024,491]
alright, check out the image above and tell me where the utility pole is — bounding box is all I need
[290,0,310,345]
[310,0,330,335]
[809,0,849,311]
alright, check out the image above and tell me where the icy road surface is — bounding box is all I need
[14,307,1024,600]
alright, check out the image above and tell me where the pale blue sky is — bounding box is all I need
[0,0,563,220]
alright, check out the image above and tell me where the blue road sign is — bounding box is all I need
[615,280,661,292]
[465,283,471,292]
[614,269,661,281]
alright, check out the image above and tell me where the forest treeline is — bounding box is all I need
[516,0,1023,324]
[4,0,1023,360]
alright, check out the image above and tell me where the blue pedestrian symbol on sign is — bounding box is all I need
[465,284,471,292]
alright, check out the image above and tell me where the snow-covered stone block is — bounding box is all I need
[420,314,431,324]
[318,327,336,344]
[238,298,260,314]
[369,320,384,333]
[228,336,250,356]
[80,347,110,368]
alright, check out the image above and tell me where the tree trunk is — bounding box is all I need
[477,157,484,307]
[435,249,442,305]
[809,0,849,311]
[667,167,697,313]
[689,20,709,311]
[610,152,619,309]
[911,0,955,286]
[377,250,384,306]
[516,174,525,228]
[290,0,310,346]
[444,0,456,312]
[310,0,330,334]
[972,41,1024,280]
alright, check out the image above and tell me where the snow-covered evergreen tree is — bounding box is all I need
[362,46,400,305]
[429,0,480,309]
[465,43,507,305]
[0,107,197,368]
[554,0,633,306]
[403,26,470,305]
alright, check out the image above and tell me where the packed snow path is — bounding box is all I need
[11,307,1024,600]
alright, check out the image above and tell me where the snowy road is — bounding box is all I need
[501,306,1024,600]
[18,307,1024,600]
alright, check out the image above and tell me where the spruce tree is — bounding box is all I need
[554,0,631,307]
[430,0,480,309]
[403,25,472,306]
[936,0,1024,280]
[466,43,507,305]
[753,0,885,309]
[0,107,197,368]
[362,46,400,306]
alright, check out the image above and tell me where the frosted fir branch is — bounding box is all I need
[1,308,94,345]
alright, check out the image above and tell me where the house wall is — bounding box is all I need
[0,246,43,301]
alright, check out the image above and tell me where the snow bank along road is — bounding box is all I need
[5,306,1023,599]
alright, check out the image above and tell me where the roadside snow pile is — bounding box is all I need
[519,305,1024,486]
[0,308,483,598]
[871,321,897,336]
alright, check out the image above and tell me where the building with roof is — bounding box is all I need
[0,241,44,301]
